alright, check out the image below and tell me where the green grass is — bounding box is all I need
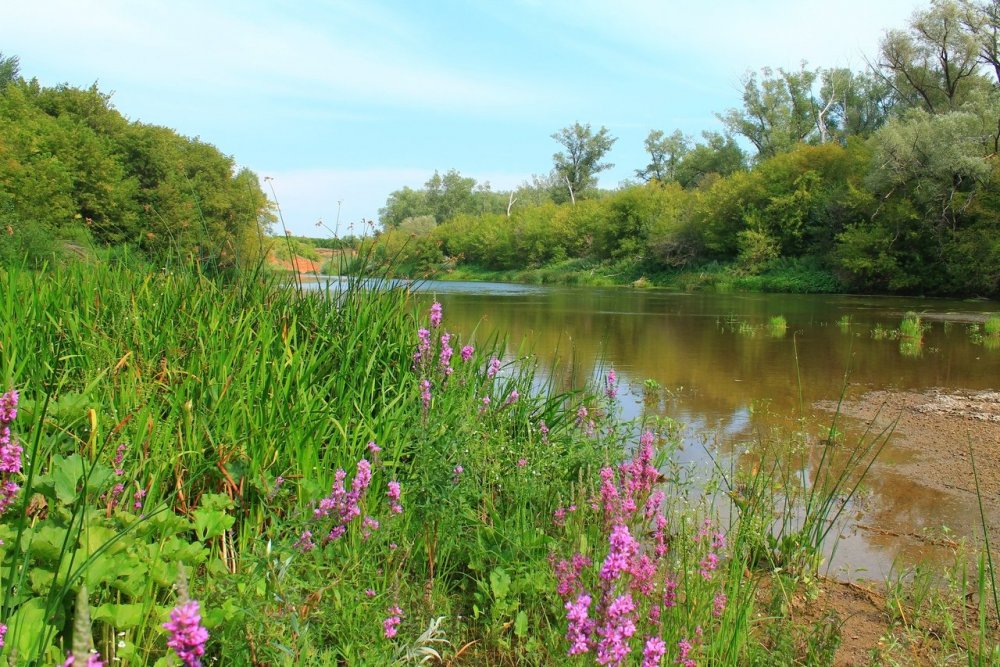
[984,315,1000,337]
[432,258,844,294]
[0,257,994,664]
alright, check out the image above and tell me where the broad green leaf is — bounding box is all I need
[514,610,529,638]
[193,494,235,540]
[92,602,146,629]
[8,597,52,659]
[489,567,511,600]
[28,567,55,594]
[28,524,69,562]
[53,454,85,504]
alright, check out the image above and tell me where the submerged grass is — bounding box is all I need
[0,258,995,664]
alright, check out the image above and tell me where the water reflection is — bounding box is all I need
[326,279,1000,576]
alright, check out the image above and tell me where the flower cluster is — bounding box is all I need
[297,454,404,550]
[386,480,403,515]
[605,367,618,400]
[298,459,372,548]
[163,600,209,667]
[0,389,22,516]
[551,428,728,666]
[412,302,474,415]
[383,605,403,639]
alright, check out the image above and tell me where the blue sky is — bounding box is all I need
[5,0,926,236]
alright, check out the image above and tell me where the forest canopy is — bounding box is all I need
[0,52,274,269]
[372,0,1000,297]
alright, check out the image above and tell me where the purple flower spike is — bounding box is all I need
[163,600,209,667]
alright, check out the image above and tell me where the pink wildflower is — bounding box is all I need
[413,328,431,368]
[429,302,442,328]
[596,593,636,666]
[713,592,727,617]
[133,487,146,511]
[698,552,719,580]
[606,368,618,400]
[420,379,432,412]
[676,637,695,667]
[294,530,315,552]
[460,345,474,362]
[62,654,103,666]
[663,578,678,608]
[361,515,380,540]
[387,480,403,514]
[642,636,666,667]
[163,600,209,667]
[439,332,453,374]
[487,357,501,379]
[538,420,549,443]
[565,593,594,656]
[0,390,17,423]
[600,524,637,582]
[0,390,22,518]
[383,605,403,638]
[553,507,567,527]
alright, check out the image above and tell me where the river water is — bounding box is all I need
[325,278,1000,577]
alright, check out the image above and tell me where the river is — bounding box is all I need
[324,278,1000,578]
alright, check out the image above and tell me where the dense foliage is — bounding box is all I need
[0,259,995,665]
[0,53,274,270]
[375,0,1000,297]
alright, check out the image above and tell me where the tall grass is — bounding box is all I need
[0,258,995,664]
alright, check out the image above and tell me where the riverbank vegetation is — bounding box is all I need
[368,0,1000,298]
[0,53,274,272]
[0,258,997,664]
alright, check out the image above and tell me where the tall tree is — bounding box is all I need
[674,132,746,188]
[717,64,820,161]
[424,169,476,223]
[636,129,689,183]
[551,122,617,204]
[378,187,428,229]
[818,68,895,141]
[0,52,19,90]
[875,0,984,113]
[959,0,1000,83]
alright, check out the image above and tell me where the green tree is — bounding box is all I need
[0,52,19,90]
[379,186,429,229]
[818,68,895,141]
[551,122,617,204]
[718,64,820,160]
[962,0,1000,83]
[674,132,746,188]
[424,169,476,223]
[636,129,689,183]
[876,0,986,113]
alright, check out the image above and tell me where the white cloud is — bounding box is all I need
[5,0,549,114]
[513,0,926,75]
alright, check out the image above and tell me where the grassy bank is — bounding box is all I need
[427,257,844,294]
[0,261,994,665]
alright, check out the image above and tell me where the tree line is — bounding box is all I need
[375,0,1000,297]
[0,54,274,269]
